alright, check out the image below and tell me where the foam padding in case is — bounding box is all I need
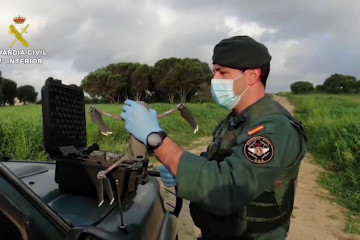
[41,78,87,157]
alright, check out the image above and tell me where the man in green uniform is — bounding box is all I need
[121,36,308,239]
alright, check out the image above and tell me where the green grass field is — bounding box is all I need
[288,93,360,233]
[0,103,228,161]
[1,94,360,232]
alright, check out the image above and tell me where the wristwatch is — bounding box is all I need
[146,131,167,153]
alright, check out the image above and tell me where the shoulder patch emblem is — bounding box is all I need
[247,125,264,136]
[243,136,274,164]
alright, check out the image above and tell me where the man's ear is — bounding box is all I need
[247,69,261,86]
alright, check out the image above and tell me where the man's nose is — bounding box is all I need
[213,72,222,79]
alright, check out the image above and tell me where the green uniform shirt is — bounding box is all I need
[176,95,307,238]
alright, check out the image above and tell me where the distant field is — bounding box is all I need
[0,103,227,161]
[1,94,359,217]
[288,93,360,216]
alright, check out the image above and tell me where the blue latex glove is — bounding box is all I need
[121,99,163,144]
[159,166,176,187]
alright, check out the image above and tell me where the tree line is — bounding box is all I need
[81,58,213,103]
[3,63,358,106]
[290,73,360,94]
[0,57,213,106]
[0,71,38,105]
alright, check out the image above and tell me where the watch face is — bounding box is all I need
[148,133,162,147]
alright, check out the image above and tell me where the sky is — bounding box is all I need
[1,0,359,96]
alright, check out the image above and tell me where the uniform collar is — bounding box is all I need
[228,95,271,129]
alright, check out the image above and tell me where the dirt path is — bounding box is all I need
[273,95,360,240]
[169,96,360,240]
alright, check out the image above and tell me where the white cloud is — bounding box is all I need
[223,17,278,38]
[156,8,177,26]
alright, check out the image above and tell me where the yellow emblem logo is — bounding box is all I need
[9,15,30,48]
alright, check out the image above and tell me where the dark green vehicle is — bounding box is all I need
[0,79,179,240]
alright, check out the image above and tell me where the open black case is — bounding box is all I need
[41,78,147,202]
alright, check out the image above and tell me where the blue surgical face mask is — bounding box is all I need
[211,73,249,110]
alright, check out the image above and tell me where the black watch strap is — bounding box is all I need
[146,131,167,153]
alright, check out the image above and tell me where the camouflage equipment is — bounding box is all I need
[0,78,179,240]
[88,151,123,206]
[177,104,198,133]
[89,106,113,136]
[157,103,199,133]
[90,103,199,135]
[127,136,148,161]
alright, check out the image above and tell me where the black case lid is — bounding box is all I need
[41,78,87,157]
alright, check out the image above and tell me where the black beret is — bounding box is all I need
[212,36,271,70]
